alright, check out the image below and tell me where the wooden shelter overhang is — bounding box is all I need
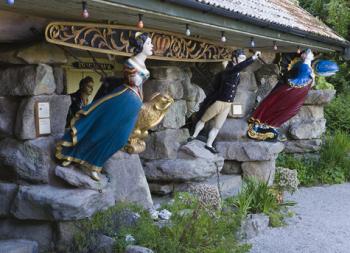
[0,0,348,54]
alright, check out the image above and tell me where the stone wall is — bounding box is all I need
[0,43,335,252]
[0,42,153,252]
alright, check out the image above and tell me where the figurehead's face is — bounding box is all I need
[142,37,153,56]
[237,54,247,63]
[81,81,94,96]
[302,49,314,61]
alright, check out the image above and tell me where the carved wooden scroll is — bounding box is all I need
[45,22,234,62]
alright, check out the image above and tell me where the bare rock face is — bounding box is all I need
[143,140,224,183]
[0,239,39,253]
[15,95,71,140]
[0,219,53,252]
[254,64,279,103]
[241,160,276,185]
[16,42,68,65]
[11,185,115,221]
[159,100,187,129]
[0,183,18,217]
[55,166,108,190]
[0,137,57,184]
[289,119,326,140]
[304,90,336,105]
[221,160,242,175]
[0,97,20,137]
[216,119,249,141]
[284,139,322,153]
[216,140,284,162]
[141,129,189,160]
[0,64,56,96]
[239,213,269,239]
[104,151,153,209]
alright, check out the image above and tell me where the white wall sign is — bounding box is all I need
[232,104,243,116]
[35,102,51,136]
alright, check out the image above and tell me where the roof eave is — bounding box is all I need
[169,0,350,49]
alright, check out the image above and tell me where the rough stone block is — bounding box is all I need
[53,66,66,95]
[304,90,336,105]
[284,139,322,153]
[16,42,67,64]
[0,137,57,184]
[144,140,224,183]
[0,97,19,137]
[286,105,324,125]
[183,83,205,117]
[149,66,184,81]
[241,160,275,185]
[104,152,153,209]
[216,119,248,141]
[216,141,284,161]
[221,160,242,175]
[143,79,184,101]
[0,183,18,217]
[254,64,279,102]
[229,90,256,118]
[0,64,56,96]
[0,219,53,252]
[0,239,39,253]
[55,166,108,190]
[141,129,189,160]
[289,119,326,140]
[11,185,115,221]
[238,71,258,92]
[177,174,242,198]
[149,183,173,196]
[239,214,269,239]
[15,95,71,140]
[160,100,187,129]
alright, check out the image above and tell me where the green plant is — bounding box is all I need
[319,131,350,181]
[276,153,319,186]
[228,177,293,227]
[70,196,250,253]
[274,167,300,194]
[325,92,350,133]
[277,131,350,185]
[314,76,335,90]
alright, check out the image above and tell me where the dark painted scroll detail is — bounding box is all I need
[45,22,234,62]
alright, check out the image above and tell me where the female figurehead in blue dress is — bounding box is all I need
[56,32,153,180]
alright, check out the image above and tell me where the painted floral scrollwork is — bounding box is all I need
[46,22,234,62]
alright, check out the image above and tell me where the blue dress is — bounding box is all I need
[56,59,150,172]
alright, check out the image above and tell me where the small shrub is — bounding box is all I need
[70,195,250,253]
[276,153,319,186]
[228,177,293,227]
[325,92,350,133]
[274,167,299,194]
[277,131,350,185]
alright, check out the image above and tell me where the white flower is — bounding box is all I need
[158,209,172,220]
[125,234,135,243]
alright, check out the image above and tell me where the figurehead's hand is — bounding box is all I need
[252,51,261,60]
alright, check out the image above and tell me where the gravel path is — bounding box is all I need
[248,183,350,253]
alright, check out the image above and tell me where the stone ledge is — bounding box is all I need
[11,185,115,221]
[304,90,336,105]
[216,140,284,161]
[284,139,322,153]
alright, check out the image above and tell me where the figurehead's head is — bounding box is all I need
[233,49,247,63]
[130,32,152,56]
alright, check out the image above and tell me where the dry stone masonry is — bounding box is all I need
[0,43,336,252]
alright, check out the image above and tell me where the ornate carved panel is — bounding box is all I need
[45,22,234,62]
